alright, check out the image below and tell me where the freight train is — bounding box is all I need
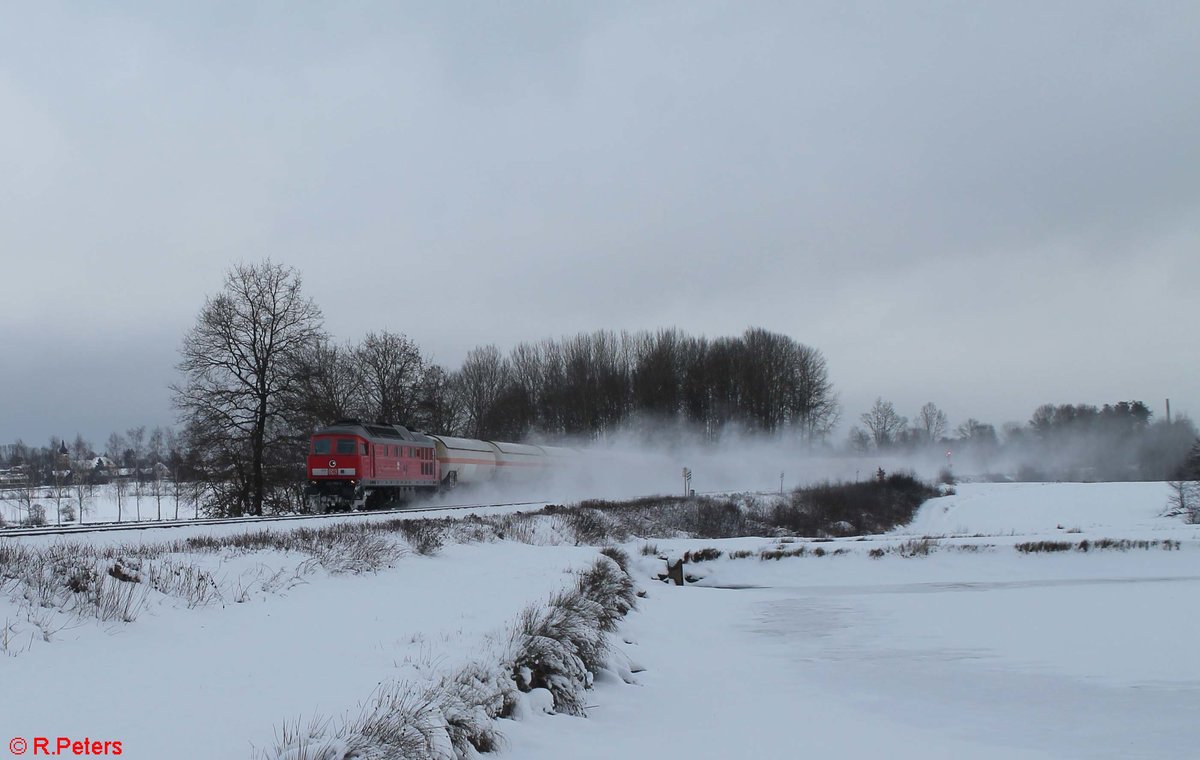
[304,419,575,512]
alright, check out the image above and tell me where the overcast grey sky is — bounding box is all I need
[2,1,1197,447]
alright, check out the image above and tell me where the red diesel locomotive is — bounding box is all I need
[304,419,575,512]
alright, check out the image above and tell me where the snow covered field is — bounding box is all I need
[2,481,1197,758]
[0,482,202,526]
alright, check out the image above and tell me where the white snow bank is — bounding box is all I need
[0,540,598,759]
[897,481,1179,537]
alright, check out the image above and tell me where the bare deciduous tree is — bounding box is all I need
[917,402,948,443]
[126,425,145,520]
[848,426,872,454]
[148,427,166,520]
[173,260,324,516]
[455,345,510,439]
[71,472,94,524]
[355,331,425,424]
[861,398,907,449]
[286,339,361,431]
[106,432,126,522]
[413,364,463,434]
[1165,480,1200,523]
[955,418,998,446]
[0,472,37,526]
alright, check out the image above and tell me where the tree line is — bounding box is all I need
[850,398,1198,481]
[311,326,841,444]
[0,426,198,525]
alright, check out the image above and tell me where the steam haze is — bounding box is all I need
[2,2,1198,444]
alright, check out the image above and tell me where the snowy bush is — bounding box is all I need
[760,545,806,560]
[266,665,516,760]
[598,545,630,574]
[562,508,613,545]
[145,560,223,608]
[683,547,722,563]
[22,504,47,527]
[897,538,939,557]
[1164,481,1200,524]
[507,595,597,717]
[576,555,637,631]
[507,555,636,717]
[1014,541,1072,554]
[309,530,404,574]
[173,523,405,574]
[533,478,939,545]
[269,687,452,760]
[398,519,446,556]
[436,661,515,754]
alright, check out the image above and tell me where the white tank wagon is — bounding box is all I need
[538,444,577,458]
[537,444,581,471]
[429,437,582,488]
[428,435,498,487]
[536,444,584,484]
[491,441,554,482]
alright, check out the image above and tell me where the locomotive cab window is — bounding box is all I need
[335,439,358,455]
[313,439,332,454]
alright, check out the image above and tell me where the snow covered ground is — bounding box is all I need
[0,482,201,525]
[2,481,1197,759]
[505,481,1200,759]
[1,537,601,757]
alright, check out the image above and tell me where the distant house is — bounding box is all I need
[78,457,118,483]
[87,456,117,471]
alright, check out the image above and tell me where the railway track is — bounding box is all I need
[0,499,551,539]
[0,487,773,540]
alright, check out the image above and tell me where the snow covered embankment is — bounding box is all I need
[266,548,639,760]
[0,524,403,655]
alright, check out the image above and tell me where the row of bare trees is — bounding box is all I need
[448,328,839,442]
[849,397,1198,481]
[285,327,841,445]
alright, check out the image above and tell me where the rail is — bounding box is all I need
[0,499,550,539]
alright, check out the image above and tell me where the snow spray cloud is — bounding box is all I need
[423,419,942,507]
[428,407,1199,509]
